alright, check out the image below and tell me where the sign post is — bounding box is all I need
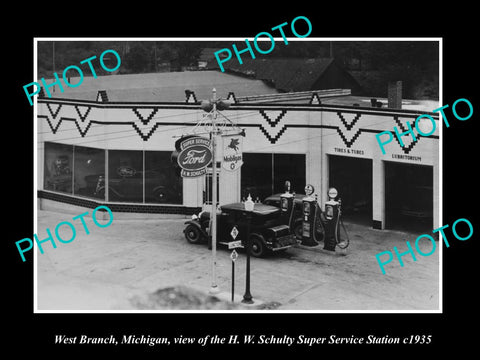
[230,249,238,302]
[229,226,242,302]
[242,195,255,304]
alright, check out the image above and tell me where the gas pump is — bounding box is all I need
[323,188,340,251]
[301,184,319,246]
[302,186,349,250]
[280,181,295,230]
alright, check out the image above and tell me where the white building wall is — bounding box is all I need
[37,96,440,228]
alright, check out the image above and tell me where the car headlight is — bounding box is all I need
[191,214,198,220]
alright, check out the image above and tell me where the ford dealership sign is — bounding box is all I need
[177,137,212,177]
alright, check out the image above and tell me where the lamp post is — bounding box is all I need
[196,88,242,296]
[242,194,254,304]
[209,88,220,295]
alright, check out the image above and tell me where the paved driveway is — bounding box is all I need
[35,209,440,311]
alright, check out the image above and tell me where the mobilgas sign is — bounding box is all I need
[177,137,212,177]
[223,135,243,171]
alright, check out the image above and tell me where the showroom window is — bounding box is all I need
[74,145,106,200]
[144,151,183,204]
[108,150,144,203]
[43,142,183,204]
[44,142,74,194]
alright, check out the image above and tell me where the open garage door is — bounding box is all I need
[328,155,372,225]
[385,162,433,233]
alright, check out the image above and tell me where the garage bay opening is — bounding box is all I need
[328,155,372,226]
[385,162,433,233]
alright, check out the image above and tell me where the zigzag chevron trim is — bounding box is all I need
[38,114,438,147]
[38,115,63,134]
[258,124,288,144]
[332,112,363,148]
[39,115,93,137]
[131,123,163,141]
[259,109,287,127]
[73,119,94,137]
[392,115,420,154]
[74,105,92,122]
[336,128,362,148]
[337,112,362,130]
[132,108,159,125]
[46,103,62,119]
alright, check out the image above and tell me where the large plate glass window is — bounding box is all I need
[44,142,73,194]
[145,151,183,204]
[108,150,143,203]
[73,145,105,200]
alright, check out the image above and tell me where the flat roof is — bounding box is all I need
[41,71,278,102]
[41,70,438,112]
[319,95,439,112]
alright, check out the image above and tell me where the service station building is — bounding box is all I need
[36,71,440,232]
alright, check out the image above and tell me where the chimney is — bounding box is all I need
[388,81,402,109]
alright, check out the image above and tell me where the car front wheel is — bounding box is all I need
[249,233,266,258]
[184,224,203,244]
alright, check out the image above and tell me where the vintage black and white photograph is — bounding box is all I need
[32,38,441,312]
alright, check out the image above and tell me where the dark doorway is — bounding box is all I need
[385,162,433,233]
[241,153,306,201]
[328,155,372,225]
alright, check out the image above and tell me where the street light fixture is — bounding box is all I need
[242,194,255,304]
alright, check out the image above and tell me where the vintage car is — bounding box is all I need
[183,201,300,258]
[84,170,180,203]
[263,193,325,240]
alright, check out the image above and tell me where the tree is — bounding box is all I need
[124,43,152,73]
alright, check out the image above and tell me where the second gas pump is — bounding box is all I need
[301,185,348,251]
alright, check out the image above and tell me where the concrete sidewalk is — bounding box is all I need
[34,209,440,312]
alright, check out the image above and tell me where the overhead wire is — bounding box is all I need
[36,105,428,152]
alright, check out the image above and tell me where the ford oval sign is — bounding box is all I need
[177,137,212,177]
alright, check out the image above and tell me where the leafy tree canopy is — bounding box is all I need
[36,40,438,99]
